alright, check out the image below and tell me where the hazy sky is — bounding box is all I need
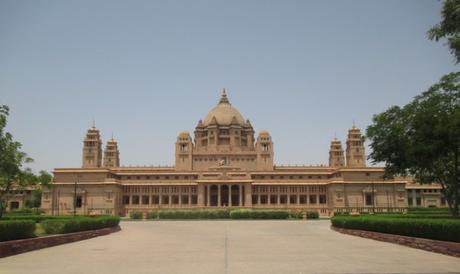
[0,0,456,172]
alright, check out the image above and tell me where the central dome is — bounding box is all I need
[203,90,245,127]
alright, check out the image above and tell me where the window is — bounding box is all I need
[172,195,179,204]
[416,197,422,206]
[309,195,317,204]
[299,195,307,204]
[365,194,373,206]
[162,195,169,205]
[289,195,297,204]
[260,195,268,204]
[181,195,189,205]
[151,195,159,205]
[10,201,19,210]
[191,195,197,204]
[122,195,130,205]
[132,195,140,205]
[252,195,258,205]
[270,195,277,204]
[75,195,82,208]
[142,195,149,205]
[280,195,287,204]
[319,195,327,204]
[408,196,413,206]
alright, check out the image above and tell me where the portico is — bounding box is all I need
[201,181,252,207]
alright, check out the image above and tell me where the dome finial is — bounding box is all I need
[219,88,230,104]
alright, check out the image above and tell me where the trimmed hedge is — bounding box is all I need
[331,215,460,242]
[41,216,120,234]
[0,220,36,241]
[307,211,319,219]
[130,211,143,220]
[146,211,159,219]
[230,209,289,219]
[157,209,231,219]
[0,215,76,223]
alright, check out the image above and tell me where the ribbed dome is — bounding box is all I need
[203,90,245,126]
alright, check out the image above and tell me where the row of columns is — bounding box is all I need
[200,183,252,207]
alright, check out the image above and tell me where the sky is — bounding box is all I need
[0,0,457,173]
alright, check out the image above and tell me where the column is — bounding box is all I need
[228,185,232,207]
[168,195,172,207]
[207,185,211,207]
[197,184,205,207]
[239,184,243,207]
[244,184,252,207]
[218,184,221,207]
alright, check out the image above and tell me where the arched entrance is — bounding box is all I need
[210,185,218,206]
[221,185,229,206]
[231,185,240,206]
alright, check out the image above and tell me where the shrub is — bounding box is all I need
[289,211,304,219]
[0,220,36,241]
[41,216,120,234]
[130,211,144,220]
[157,209,230,219]
[331,215,460,242]
[0,215,76,223]
[306,211,319,219]
[146,211,158,219]
[230,209,289,219]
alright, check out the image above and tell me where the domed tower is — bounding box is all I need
[103,136,120,168]
[329,137,345,168]
[346,126,366,167]
[194,89,255,153]
[175,131,193,171]
[256,130,274,171]
[82,125,103,168]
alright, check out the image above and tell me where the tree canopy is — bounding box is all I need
[428,0,460,63]
[0,105,51,218]
[366,72,460,216]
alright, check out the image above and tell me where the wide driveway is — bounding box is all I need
[1,220,460,274]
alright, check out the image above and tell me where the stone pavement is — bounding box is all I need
[1,220,460,274]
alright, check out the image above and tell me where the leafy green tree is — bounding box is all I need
[428,0,460,63]
[0,105,51,218]
[366,72,460,217]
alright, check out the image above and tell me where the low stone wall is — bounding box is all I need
[331,226,460,258]
[0,226,121,258]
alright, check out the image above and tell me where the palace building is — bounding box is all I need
[41,91,441,216]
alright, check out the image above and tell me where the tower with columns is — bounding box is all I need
[329,138,345,168]
[103,137,120,168]
[346,126,366,167]
[82,126,103,168]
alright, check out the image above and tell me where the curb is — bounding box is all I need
[331,226,460,258]
[0,226,121,258]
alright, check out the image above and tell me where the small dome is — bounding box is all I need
[179,130,190,137]
[259,130,270,135]
[203,90,245,127]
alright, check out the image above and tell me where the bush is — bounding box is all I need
[230,209,289,219]
[306,211,319,219]
[0,215,76,223]
[158,209,230,219]
[130,211,144,220]
[331,215,460,242]
[289,211,304,219]
[0,220,36,241]
[4,208,44,216]
[41,216,120,234]
[146,211,158,219]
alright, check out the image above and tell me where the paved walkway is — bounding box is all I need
[1,220,460,274]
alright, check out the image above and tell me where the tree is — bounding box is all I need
[428,0,460,63]
[0,105,51,218]
[366,72,460,217]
